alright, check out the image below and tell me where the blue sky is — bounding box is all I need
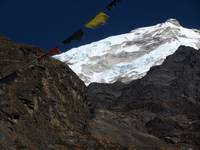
[0,0,199,52]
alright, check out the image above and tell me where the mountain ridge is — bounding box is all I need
[1,35,200,149]
[87,46,200,149]
[54,18,200,85]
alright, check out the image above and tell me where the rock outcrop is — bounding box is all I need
[0,36,93,149]
[1,35,200,150]
[87,46,200,150]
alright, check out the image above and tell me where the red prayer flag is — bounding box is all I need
[47,47,61,56]
[38,47,61,61]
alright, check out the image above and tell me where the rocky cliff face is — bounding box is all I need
[0,36,93,149]
[1,36,148,150]
[1,36,200,150]
[87,46,200,150]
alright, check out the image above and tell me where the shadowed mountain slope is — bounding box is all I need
[87,46,200,150]
[0,36,121,149]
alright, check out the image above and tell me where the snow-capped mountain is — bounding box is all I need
[54,19,200,85]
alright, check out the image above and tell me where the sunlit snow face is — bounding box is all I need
[54,19,200,85]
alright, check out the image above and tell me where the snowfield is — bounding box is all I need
[54,19,200,85]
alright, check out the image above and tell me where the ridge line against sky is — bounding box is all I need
[0,0,199,52]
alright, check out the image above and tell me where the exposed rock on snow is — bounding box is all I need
[54,19,200,85]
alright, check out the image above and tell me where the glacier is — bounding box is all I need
[54,19,200,85]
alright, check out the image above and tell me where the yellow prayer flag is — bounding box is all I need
[85,12,109,29]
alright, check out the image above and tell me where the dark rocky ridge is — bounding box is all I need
[0,36,90,149]
[87,46,200,150]
[1,35,200,150]
[0,36,120,149]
